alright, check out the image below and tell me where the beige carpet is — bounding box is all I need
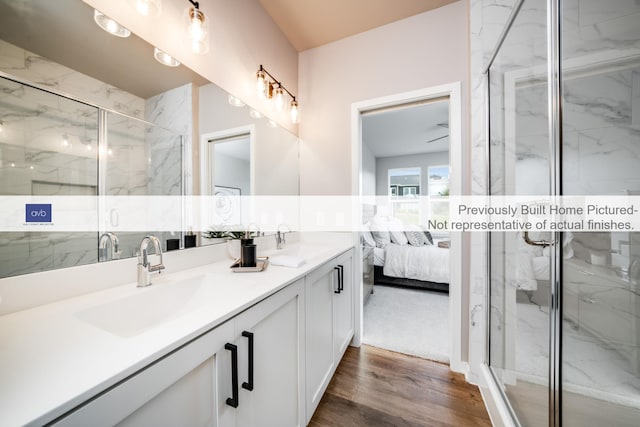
[363,284,449,364]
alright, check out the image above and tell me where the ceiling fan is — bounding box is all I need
[425,123,449,143]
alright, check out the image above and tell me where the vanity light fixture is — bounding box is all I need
[153,47,180,67]
[184,0,209,54]
[255,65,299,123]
[131,0,162,17]
[93,10,131,38]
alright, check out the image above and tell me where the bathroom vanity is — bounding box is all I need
[0,239,354,426]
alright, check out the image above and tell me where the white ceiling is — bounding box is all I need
[362,99,449,158]
[214,137,250,162]
[257,0,459,51]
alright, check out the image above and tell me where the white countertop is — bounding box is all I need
[0,240,353,427]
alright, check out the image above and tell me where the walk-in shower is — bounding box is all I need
[485,0,640,425]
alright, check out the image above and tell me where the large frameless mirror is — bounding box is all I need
[0,0,299,279]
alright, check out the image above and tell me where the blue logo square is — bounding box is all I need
[26,204,52,223]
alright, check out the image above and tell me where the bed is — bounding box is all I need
[363,215,450,293]
[371,242,450,293]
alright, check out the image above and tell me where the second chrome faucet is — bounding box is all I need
[137,235,165,287]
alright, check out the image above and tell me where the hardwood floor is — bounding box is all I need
[309,345,492,427]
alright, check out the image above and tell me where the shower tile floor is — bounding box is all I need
[515,302,640,408]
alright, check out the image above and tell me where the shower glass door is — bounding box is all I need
[560,1,640,425]
[488,1,551,425]
[488,0,640,425]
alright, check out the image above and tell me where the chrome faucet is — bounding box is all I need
[276,224,291,250]
[98,232,121,261]
[137,235,165,287]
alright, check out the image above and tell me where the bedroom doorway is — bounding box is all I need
[351,83,464,373]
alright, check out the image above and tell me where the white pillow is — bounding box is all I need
[390,229,408,245]
[369,218,391,247]
[386,217,408,245]
[361,224,376,247]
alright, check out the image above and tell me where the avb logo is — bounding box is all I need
[25,204,52,223]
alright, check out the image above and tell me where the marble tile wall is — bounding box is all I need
[469,0,640,405]
[0,40,145,119]
[0,40,190,277]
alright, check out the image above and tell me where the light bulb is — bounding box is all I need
[274,86,285,112]
[153,47,180,67]
[10,162,15,168]
[290,100,299,123]
[256,70,267,98]
[185,7,209,54]
[137,0,149,15]
[106,19,118,33]
[62,134,70,147]
[94,10,131,37]
[86,143,92,151]
[133,0,161,16]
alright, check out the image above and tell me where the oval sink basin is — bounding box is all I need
[76,274,247,337]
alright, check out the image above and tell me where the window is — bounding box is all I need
[428,165,450,226]
[388,167,420,224]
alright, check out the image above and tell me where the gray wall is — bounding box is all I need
[215,153,250,196]
[362,143,376,196]
[375,151,449,196]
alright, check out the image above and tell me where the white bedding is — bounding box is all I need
[382,243,449,284]
[373,247,385,267]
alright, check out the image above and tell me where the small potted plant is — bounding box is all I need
[203,225,256,259]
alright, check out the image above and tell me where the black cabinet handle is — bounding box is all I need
[242,331,254,391]
[334,266,341,293]
[337,265,344,292]
[225,343,239,408]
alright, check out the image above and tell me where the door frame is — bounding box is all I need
[350,82,465,373]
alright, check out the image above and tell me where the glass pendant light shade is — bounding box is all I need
[256,69,267,98]
[94,10,131,37]
[184,7,210,54]
[290,100,299,123]
[154,47,180,67]
[274,86,285,112]
[133,0,162,17]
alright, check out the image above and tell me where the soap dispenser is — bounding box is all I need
[240,230,257,267]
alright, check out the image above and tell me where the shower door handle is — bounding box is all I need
[523,231,555,248]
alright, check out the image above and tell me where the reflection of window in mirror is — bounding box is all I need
[388,167,421,223]
[208,132,252,196]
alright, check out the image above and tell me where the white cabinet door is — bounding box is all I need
[234,279,305,427]
[55,321,236,427]
[333,249,354,362]
[304,261,336,423]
